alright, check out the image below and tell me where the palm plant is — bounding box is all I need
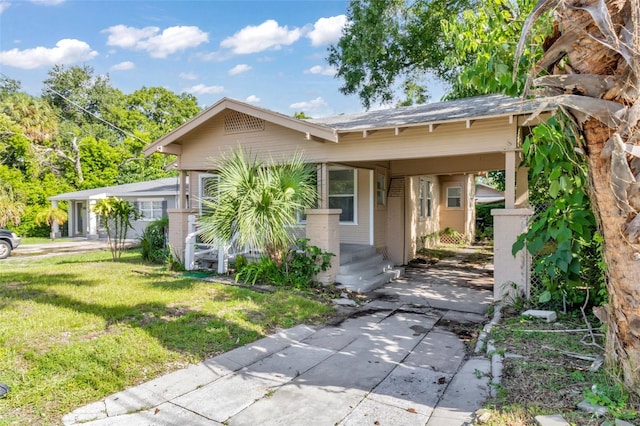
[198,148,317,263]
[35,206,68,240]
[0,186,25,228]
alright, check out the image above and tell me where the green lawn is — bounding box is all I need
[0,250,335,424]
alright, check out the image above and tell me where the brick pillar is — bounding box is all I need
[492,208,533,302]
[305,209,341,285]
[168,208,199,262]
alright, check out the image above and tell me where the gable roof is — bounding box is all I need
[49,177,180,201]
[144,94,555,155]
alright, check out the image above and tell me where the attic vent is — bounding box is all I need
[224,111,265,134]
[388,177,405,197]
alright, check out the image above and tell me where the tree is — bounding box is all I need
[328,0,476,108]
[0,185,25,227]
[34,206,68,240]
[198,149,317,262]
[93,197,140,260]
[516,0,640,394]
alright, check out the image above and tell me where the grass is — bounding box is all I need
[0,250,335,424]
[482,307,639,424]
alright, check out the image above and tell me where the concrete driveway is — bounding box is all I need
[63,250,494,426]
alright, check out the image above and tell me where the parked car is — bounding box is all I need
[0,229,21,259]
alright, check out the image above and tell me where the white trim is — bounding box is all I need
[369,170,374,245]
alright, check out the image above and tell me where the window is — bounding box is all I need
[199,173,220,215]
[419,178,433,219]
[138,200,164,220]
[329,167,356,223]
[376,173,386,207]
[446,186,462,209]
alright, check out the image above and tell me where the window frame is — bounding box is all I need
[419,177,433,219]
[446,185,463,209]
[199,173,220,215]
[376,172,386,208]
[328,166,357,224]
[137,198,164,221]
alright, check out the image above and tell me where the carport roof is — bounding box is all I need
[49,177,180,201]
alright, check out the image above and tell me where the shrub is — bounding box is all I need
[140,217,168,264]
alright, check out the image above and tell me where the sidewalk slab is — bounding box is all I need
[426,357,491,425]
[212,324,317,369]
[73,402,218,426]
[171,372,281,423]
[404,329,466,374]
[228,384,366,426]
[242,342,336,383]
[340,398,430,426]
[368,364,451,416]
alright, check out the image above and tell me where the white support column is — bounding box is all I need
[51,200,61,239]
[515,165,530,208]
[179,170,187,209]
[88,199,98,239]
[505,151,516,209]
[492,208,533,301]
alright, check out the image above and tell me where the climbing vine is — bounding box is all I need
[513,116,607,307]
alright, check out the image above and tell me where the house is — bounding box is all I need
[143,94,552,300]
[48,177,181,240]
[476,182,505,204]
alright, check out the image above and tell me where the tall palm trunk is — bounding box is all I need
[517,0,640,393]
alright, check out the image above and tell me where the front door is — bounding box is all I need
[76,202,85,235]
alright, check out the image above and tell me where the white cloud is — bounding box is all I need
[30,0,65,5]
[179,72,198,80]
[0,2,10,14]
[307,15,347,46]
[185,84,224,95]
[103,25,208,58]
[289,97,328,110]
[304,65,336,76]
[228,64,251,76]
[0,39,98,69]
[245,95,261,103]
[110,61,135,71]
[221,20,301,54]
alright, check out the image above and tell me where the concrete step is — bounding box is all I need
[340,244,377,265]
[337,268,404,293]
[339,253,385,275]
[336,259,396,285]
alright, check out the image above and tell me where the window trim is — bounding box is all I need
[445,185,463,210]
[328,166,357,225]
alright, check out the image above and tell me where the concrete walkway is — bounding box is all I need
[64,251,494,426]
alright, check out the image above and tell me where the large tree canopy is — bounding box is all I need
[327,0,476,108]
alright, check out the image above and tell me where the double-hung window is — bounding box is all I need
[446,186,462,209]
[138,200,164,221]
[199,173,220,215]
[419,178,433,219]
[328,167,356,223]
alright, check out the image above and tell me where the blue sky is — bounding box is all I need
[0,0,445,117]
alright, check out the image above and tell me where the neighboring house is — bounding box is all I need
[48,178,180,240]
[144,94,552,300]
[476,182,505,204]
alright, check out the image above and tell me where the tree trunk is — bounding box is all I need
[517,0,640,394]
[583,118,640,393]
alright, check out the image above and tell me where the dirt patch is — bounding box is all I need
[436,318,480,353]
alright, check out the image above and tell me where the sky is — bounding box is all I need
[0,0,400,117]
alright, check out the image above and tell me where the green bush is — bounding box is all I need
[140,217,168,264]
[235,239,333,289]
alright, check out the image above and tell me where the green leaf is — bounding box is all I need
[538,290,552,303]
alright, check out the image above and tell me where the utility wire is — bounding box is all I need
[44,87,149,144]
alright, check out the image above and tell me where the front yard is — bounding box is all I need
[0,250,335,424]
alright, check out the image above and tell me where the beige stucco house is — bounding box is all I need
[144,94,551,299]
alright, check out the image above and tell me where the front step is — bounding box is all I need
[336,244,404,293]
